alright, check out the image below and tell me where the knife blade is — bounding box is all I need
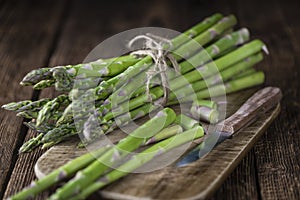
[176,87,282,167]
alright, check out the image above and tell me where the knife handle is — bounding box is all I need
[219,87,282,133]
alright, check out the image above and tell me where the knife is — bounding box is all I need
[176,87,282,167]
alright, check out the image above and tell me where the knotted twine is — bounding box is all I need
[128,33,180,106]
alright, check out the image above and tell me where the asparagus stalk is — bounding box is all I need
[2,100,32,111]
[17,98,51,112]
[19,133,44,153]
[49,108,176,199]
[234,68,257,79]
[33,79,55,90]
[171,13,223,46]
[192,100,217,109]
[145,124,183,145]
[74,55,142,77]
[54,55,142,91]
[180,71,265,102]
[20,67,53,86]
[74,126,204,200]
[175,114,200,130]
[20,54,141,86]
[190,105,219,124]
[167,52,263,102]
[41,123,77,145]
[9,146,110,200]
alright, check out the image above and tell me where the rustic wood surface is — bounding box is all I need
[0,0,299,199]
[35,89,281,200]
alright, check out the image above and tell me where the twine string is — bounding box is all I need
[128,33,180,105]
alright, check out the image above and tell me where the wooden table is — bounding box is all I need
[0,0,299,199]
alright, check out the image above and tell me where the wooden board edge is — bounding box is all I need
[186,103,281,200]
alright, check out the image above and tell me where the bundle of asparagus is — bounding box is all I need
[6,13,269,199]
[2,13,267,154]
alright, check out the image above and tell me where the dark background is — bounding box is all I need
[0,0,299,199]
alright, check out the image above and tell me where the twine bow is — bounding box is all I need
[128,33,180,105]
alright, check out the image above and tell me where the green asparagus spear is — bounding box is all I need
[17,98,51,112]
[190,105,219,124]
[167,52,263,103]
[234,68,257,79]
[9,147,110,199]
[171,13,223,46]
[2,100,32,111]
[20,54,141,87]
[19,133,44,153]
[175,114,200,130]
[192,100,217,109]
[181,71,265,102]
[33,79,55,90]
[20,67,53,86]
[41,124,77,144]
[145,125,183,145]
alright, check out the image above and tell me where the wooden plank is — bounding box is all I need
[2,0,143,198]
[35,89,280,199]
[211,150,259,200]
[0,0,67,198]
[234,0,300,199]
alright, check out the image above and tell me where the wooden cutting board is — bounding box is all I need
[35,88,281,200]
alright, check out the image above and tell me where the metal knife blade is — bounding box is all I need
[176,131,231,167]
[176,87,282,167]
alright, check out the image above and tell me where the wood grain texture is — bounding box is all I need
[233,0,300,199]
[35,89,280,199]
[0,0,67,198]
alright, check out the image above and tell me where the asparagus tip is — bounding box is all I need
[20,81,29,86]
